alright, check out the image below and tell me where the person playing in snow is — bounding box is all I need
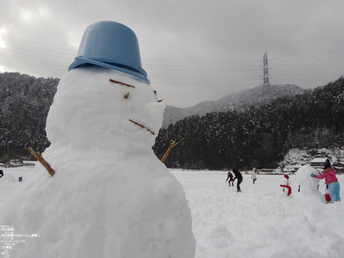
[311,159,341,203]
[225,171,234,186]
[232,168,243,192]
[0,170,3,178]
[252,168,257,184]
[280,174,292,196]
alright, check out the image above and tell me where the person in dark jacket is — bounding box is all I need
[232,168,243,193]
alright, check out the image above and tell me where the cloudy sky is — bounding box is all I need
[1,0,343,108]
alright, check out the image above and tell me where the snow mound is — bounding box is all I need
[0,174,17,183]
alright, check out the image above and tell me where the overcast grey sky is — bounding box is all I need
[1,0,344,107]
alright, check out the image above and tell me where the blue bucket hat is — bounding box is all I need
[68,21,149,84]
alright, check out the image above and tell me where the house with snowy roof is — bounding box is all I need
[309,157,327,170]
[333,162,344,174]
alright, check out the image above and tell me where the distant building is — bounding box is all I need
[333,162,344,174]
[23,161,37,167]
[8,159,22,167]
[309,158,327,171]
[283,165,302,174]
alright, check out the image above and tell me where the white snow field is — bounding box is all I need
[172,167,344,258]
[0,166,343,258]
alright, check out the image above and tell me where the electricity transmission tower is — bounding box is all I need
[262,52,270,94]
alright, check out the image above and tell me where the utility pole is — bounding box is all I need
[263,52,270,94]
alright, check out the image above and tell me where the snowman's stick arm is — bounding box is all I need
[129,119,155,135]
[28,147,55,176]
[161,140,179,163]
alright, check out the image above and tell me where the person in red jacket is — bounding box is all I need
[225,171,234,186]
[311,159,341,203]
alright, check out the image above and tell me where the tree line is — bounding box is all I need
[153,76,344,170]
[1,72,343,169]
[0,72,58,162]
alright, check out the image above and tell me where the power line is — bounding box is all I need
[272,37,344,60]
[1,35,76,54]
[0,34,343,85]
[272,60,344,83]
[272,53,344,77]
[0,52,67,72]
[271,44,344,67]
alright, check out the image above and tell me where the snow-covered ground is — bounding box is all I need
[1,167,343,258]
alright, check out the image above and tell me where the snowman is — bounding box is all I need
[0,21,195,258]
[295,164,325,202]
[296,164,321,194]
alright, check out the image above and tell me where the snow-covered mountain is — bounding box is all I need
[162,84,304,128]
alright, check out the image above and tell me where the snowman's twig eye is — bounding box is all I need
[109,79,135,88]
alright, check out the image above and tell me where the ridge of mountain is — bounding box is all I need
[162,84,304,128]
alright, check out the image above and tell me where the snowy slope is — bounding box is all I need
[163,84,304,128]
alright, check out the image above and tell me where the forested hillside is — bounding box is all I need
[1,72,343,169]
[162,84,304,128]
[153,77,344,170]
[0,72,59,161]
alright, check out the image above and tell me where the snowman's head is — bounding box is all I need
[46,67,165,155]
[46,21,164,155]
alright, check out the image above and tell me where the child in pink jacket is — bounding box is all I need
[311,159,341,203]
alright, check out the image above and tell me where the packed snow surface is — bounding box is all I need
[1,166,343,258]
[0,67,195,258]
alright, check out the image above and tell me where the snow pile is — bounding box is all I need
[0,173,21,206]
[0,173,17,184]
[0,67,195,258]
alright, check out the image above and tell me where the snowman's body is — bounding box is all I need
[295,164,325,203]
[296,165,321,194]
[0,67,196,258]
